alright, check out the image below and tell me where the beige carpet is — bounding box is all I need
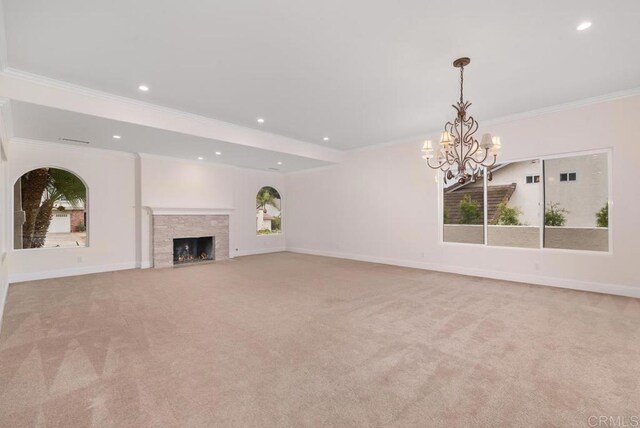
[0,252,638,427]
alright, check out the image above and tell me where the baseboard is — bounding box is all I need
[235,247,287,257]
[0,276,8,334]
[287,247,640,299]
[8,262,138,283]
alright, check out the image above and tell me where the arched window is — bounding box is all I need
[256,186,281,235]
[14,168,88,249]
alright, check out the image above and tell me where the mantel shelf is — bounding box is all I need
[144,207,235,216]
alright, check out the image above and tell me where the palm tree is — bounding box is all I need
[256,187,280,211]
[20,168,86,248]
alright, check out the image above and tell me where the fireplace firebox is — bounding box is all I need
[173,236,214,265]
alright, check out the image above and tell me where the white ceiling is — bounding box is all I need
[3,0,640,150]
[10,101,332,172]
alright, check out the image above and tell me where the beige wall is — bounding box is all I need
[286,94,640,296]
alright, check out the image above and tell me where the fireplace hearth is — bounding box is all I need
[173,236,214,265]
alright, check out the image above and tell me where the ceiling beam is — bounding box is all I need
[0,69,344,164]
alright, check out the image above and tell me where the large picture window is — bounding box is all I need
[14,168,87,249]
[441,150,610,252]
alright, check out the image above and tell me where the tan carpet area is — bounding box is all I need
[1,252,639,427]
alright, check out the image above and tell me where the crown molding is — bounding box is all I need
[0,68,345,164]
[0,67,343,156]
[1,68,279,136]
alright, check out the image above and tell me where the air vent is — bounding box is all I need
[268,167,280,171]
[59,137,90,144]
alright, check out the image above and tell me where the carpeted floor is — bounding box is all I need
[0,252,638,427]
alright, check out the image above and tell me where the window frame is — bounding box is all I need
[255,185,284,237]
[11,166,90,252]
[438,148,613,255]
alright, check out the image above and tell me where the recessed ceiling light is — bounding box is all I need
[277,161,283,165]
[323,137,330,141]
[257,118,265,124]
[576,21,592,31]
[112,135,121,139]
[197,156,204,160]
[215,151,222,156]
[138,84,150,92]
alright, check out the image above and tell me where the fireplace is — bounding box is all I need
[173,236,214,265]
[149,211,230,268]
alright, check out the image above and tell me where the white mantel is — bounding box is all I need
[144,207,235,216]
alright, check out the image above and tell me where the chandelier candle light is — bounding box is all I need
[422,57,502,184]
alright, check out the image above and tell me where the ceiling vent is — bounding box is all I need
[58,137,90,144]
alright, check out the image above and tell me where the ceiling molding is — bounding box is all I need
[0,68,345,164]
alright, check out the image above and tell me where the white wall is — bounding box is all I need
[6,143,286,281]
[285,95,640,297]
[139,155,285,264]
[8,140,137,282]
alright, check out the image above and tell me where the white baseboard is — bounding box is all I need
[287,247,640,299]
[235,247,287,257]
[0,276,8,334]
[8,262,138,283]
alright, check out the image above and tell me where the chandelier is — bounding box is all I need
[422,57,502,184]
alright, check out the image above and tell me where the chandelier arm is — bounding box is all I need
[425,156,449,170]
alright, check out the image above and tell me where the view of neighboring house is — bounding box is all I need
[444,154,608,228]
[443,154,609,250]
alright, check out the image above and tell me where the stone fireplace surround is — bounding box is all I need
[149,208,231,268]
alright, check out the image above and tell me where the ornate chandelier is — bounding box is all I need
[422,57,502,184]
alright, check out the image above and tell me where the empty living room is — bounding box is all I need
[1,1,639,427]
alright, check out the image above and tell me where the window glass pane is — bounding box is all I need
[14,168,87,249]
[543,153,609,251]
[487,160,541,248]
[442,175,484,244]
[256,186,282,235]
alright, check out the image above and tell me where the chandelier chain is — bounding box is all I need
[459,65,464,104]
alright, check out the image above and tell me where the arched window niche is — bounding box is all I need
[13,167,88,249]
[256,186,282,235]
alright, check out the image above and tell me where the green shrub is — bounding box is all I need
[494,202,521,225]
[257,228,272,235]
[443,207,450,224]
[271,216,281,231]
[596,203,608,228]
[76,222,86,232]
[459,194,481,224]
[545,202,568,226]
